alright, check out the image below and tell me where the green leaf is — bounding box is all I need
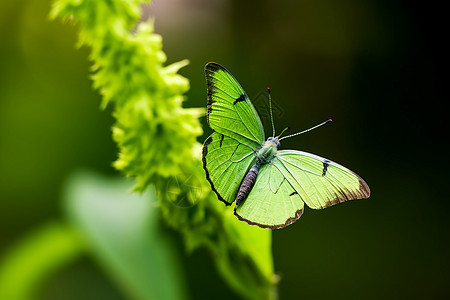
[0,222,83,300]
[63,170,188,300]
[218,214,278,299]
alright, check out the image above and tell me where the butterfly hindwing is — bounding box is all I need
[234,163,305,229]
[275,150,370,209]
[205,63,265,149]
[202,132,256,205]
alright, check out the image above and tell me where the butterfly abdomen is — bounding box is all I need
[236,164,260,206]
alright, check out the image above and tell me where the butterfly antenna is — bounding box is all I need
[279,119,332,141]
[268,88,276,137]
[276,127,290,139]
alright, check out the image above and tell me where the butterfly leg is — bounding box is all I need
[230,151,254,163]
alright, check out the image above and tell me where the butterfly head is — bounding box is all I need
[267,137,280,149]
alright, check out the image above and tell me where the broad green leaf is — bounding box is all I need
[0,223,83,300]
[222,211,276,284]
[63,170,187,300]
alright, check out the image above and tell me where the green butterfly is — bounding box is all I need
[202,63,370,229]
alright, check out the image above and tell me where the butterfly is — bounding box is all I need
[202,62,370,229]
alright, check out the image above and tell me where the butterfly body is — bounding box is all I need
[235,164,260,205]
[236,137,280,205]
[202,62,370,229]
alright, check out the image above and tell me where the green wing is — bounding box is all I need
[275,150,370,209]
[203,63,265,205]
[234,163,305,229]
[205,63,265,149]
[202,132,256,205]
[235,151,370,229]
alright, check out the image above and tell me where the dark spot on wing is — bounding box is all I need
[289,191,298,196]
[322,160,330,176]
[205,79,216,123]
[219,134,224,147]
[205,62,221,72]
[233,94,246,105]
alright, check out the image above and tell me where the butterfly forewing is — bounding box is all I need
[205,63,265,148]
[203,63,265,205]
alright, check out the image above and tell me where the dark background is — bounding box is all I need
[0,0,447,299]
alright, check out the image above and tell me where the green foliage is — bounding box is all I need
[0,172,187,300]
[52,0,203,191]
[0,222,83,300]
[51,0,277,299]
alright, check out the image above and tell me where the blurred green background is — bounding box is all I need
[0,0,447,299]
